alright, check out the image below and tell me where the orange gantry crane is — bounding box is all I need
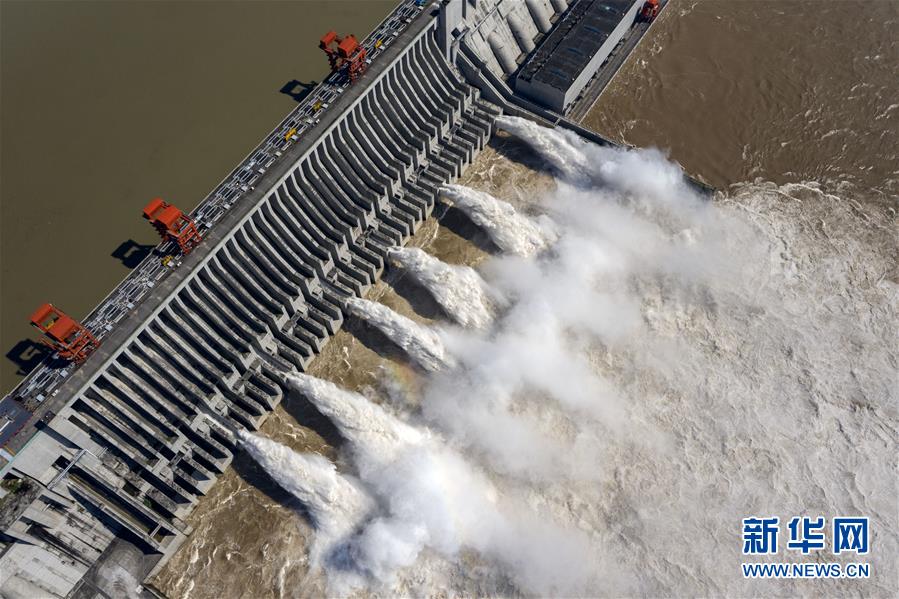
[640,0,661,21]
[29,303,99,363]
[142,198,202,255]
[320,30,368,83]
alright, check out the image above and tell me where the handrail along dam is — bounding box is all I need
[0,1,678,596]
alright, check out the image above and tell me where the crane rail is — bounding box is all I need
[3,0,428,412]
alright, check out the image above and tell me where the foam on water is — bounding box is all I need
[150,19,899,599]
[277,374,592,595]
[345,297,453,372]
[439,184,557,257]
[387,246,495,329]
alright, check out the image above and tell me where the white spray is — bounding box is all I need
[345,297,454,372]
[495,115,697,206]
[387,247,495,329]
[237,431,373,562]
[285,373,423,463]
[412,119,898,596]
[280,373,594,595]
[245,118,896,598]
[439,184,557,257]
[494,115,594,184]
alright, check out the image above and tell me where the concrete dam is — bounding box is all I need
[0,0,676,596]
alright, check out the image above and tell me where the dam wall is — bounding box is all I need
[0,5,499,596]
[437,0,568,78]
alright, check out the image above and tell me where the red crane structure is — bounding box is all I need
[639,0,661,22]
[320,30,368,83]
[142,198,203,255]
[29,303,99,363]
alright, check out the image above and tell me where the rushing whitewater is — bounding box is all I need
[286,373,423,462]
[154,116,897,598]
[277,376,592,596]
[237,431,373,555]
[439,184,557,257]
[345,297,453,372]
[494,115,592,184]
[496,115,694,203]
[387,247,495,329]
[350,121,896,595]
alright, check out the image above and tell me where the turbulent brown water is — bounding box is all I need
[149,1,897,597]
[584,0,899,196]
